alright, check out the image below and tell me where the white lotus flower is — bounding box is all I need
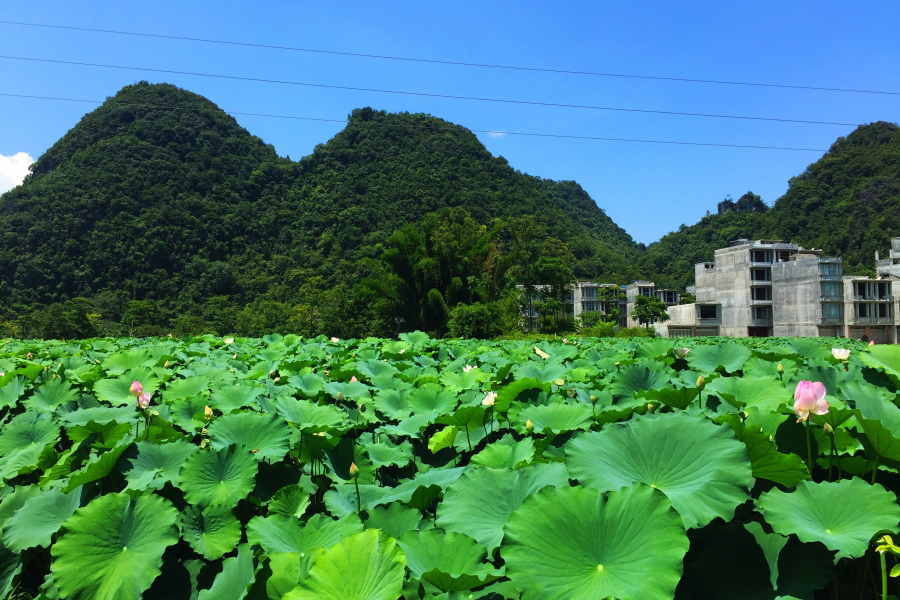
[331,337,340,343]
[463,365,475,372]
[482,391,497,406]
[224,337,234,344]
[832,348,851,360]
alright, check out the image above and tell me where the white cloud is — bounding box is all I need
[0,152,34,194]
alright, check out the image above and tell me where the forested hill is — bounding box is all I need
[0,82,640,337]
[638,121,900,290]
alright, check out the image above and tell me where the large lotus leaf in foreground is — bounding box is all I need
[178,446,259,507]
[565,412,752,528]
[503,484,688,600]
[1,487,82,553]
[398,530,502,591]
[51,492,179,600]
[758,478,900,558]
[438,463,570,552]
[687,343,752,373]
[284,530,406,600]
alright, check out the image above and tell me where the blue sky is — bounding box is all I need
[1,1,898,244]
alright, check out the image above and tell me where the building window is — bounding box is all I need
[820,263,842,277]
[752,250,771,263]
[856,303,870,318]
[752,287,772,301]
[753,306,771,320]
[879,303,890,318]
[821,281,842,298]
[659,291,678,303]
[822,303,842,319]
[751,268,771,281]
[583,287,597,299]
[699,305,717,319]
[582,302,598,312]
[855,282,871,300]
[878,282,890,299]
[639,287,654,297]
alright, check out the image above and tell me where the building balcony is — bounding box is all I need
[821,317,844,325]
[750,318,773,327]
[819,275,844,282]
[851,316,894,325]
[854,296,893,302]
[821,295,844,302]
[750,261,772,267]
[750,299,773,305]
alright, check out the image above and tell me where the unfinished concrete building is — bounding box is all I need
[624,281,680,327]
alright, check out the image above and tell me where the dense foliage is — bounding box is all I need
[3,334,900,598]
[640,122,900,290]
[0,83,639,339]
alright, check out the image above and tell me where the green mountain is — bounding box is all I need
[639,121,900,290]
[0,82,639,337]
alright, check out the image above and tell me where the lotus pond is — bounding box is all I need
[2,334,900,599]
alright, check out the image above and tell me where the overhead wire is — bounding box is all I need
[0,92,831,151]
[0,55,862,127]
[1,19,897,97]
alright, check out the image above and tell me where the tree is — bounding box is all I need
[631,295,671,328]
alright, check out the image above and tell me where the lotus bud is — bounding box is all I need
[164,360,170,367]
[696,375,705,391]
[204,405,213,420]
[349,462,360,479]
[350,375,358,383]
[337,392,345,402]
[130,381,143,397]
[233,353,237,359]
[26,352,32,359]
[168,333,173,338]
[567,387,576,399]
[137,392,152,410]
[273,377,280,383]
[526,419,534,433]
[823,422,834,436]
[674,348,690,359]
[0,372,4,378]
[793,380,829,422]
[563,338,568,344]
[870,340,876,346]
[482,391,497,407]
[777,363,784,375]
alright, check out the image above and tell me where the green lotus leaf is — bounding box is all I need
[503,484,689,600]
[859,345,900,384]
[743,357,798,380]
[51,492,179,600]
[324,438,376,485]
[0,441,50,481]
[633,338,676,359]
[101,350,156,375]
[707,376,792,413]
[758,478,900,558]
[471,434,534,469]
[437,463,569,552]
[744,521,788,590]
[287,373,326,398]
[436,405,488,431]
[641,386,699,410]
[208,411,291,462]
[179,446,259,507]
[514,363,568,384]
[428,426,458,453]
[325,484,389,519]
[408,386,458,417]
[439,369,482,393]
[398,530,502,591]
[687,343,752,374]
[370,467,466,509]
[364,502,431,539]
[119,439,198,491]
[608,364,671,401]
[163,376,212,403]
[182,504,241,560]
[247,513,362,556]
[0,539,21,599]
[267,553,304,600]
[356,359,399,381]
[362,439,414,468]
[94,376,160,407]
[169,396,208,432]
[197,543,257,600]
[323,381,371,402]
[23,378,79,413]
[565,412,752,528]
[381,414,432,438]
[372,389,412,420]
[2,486,82,553]
[60,406,139,426]
[284,530,406,600]
[0,375,26,409]
[717,413,809,487]
[0,485,41,526]
[209,384,265,412]
[0,411,58,457]
[268,484,311,519]
[276,398,347,432]
[517,402,593,434]
[495,378,546,412]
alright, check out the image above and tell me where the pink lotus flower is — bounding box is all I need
[563,338,568,344]
[232,353,237,359]
[832,348,850,360]
[482,391,497,406]
[350,376,358,383]
[463,365,475,373]
[870,340,876,346]
[793,381,829,422]
[136,392,152,409]
[26,352,32,359]
[130,381,143,397]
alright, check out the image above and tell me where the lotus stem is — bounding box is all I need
[354,479,361,514]
[804,419,813,477]
[872,458,879,485]
[881,550,888,600]
[465,427,472,452]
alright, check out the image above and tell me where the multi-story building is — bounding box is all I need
[661,237,900,342]
[624,281,680,327]
[521,281,624,330]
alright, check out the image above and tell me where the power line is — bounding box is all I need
[1,19,897,97]
[0,55,861,127]
[0,92,831,151]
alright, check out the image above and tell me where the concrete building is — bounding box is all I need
[661,237,900,341]
[624,281,679,328]
[522,281,624,330]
